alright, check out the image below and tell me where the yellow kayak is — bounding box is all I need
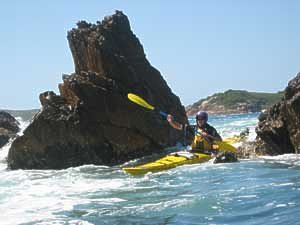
[124,93,242,175]
[223,133,249,145]
[123,152,212,175]
[223,136,242,145]
[123,139,237,176]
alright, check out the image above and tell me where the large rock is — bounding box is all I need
[0,111,20,148]
[7,11,187,169]
[254,73,300,155]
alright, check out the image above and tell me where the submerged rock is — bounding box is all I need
[7,11,187,169]
[214,151,238,163]
[0,111,20,148]
[254,73,300,155]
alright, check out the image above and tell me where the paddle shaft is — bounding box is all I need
[159,111,168,117]
[127,93,185,146]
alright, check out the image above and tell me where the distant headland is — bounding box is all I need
[186,89,283,116]
[0,109,39,121]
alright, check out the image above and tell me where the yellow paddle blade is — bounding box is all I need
[128,93,155,110]
[216,141,237,152]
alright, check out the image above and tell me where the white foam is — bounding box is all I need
[0,142,11,162]
[259,154,300,167]
[15,117,31,135]
[275,204,287,208]
[237,195,257,198]
[0,117,30,162]
[271,182,294,187]
[0,113,271,224]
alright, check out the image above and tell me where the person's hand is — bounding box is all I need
[200,131,213,143]
[167,114,174,123]
[201,132,209,138]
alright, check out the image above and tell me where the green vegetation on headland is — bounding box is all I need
[186,89,284,116]
[0,109,39,121]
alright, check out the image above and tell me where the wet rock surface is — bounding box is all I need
[0,111,20,148]
[214,151,238,163]
[238,73,300,157]
[7,11,187,169]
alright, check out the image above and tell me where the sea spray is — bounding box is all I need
[0,113,299,225]
[0,117,30,167]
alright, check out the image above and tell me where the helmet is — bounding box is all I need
[196,111,208,122]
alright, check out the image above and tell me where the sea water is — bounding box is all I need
[0,113,299,225]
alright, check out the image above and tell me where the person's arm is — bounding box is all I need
[167,114,183,130]
[203,132,222,142]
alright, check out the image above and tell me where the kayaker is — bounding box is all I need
[167,111,222,153]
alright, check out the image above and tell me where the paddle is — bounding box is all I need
[128,93,168,117]
[127,93,236,152]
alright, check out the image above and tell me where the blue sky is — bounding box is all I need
[1,0,299,109]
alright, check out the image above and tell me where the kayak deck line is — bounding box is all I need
[123,152,212,175]
[123,136,242,175]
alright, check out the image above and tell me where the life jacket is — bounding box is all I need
[191,128,213,151]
